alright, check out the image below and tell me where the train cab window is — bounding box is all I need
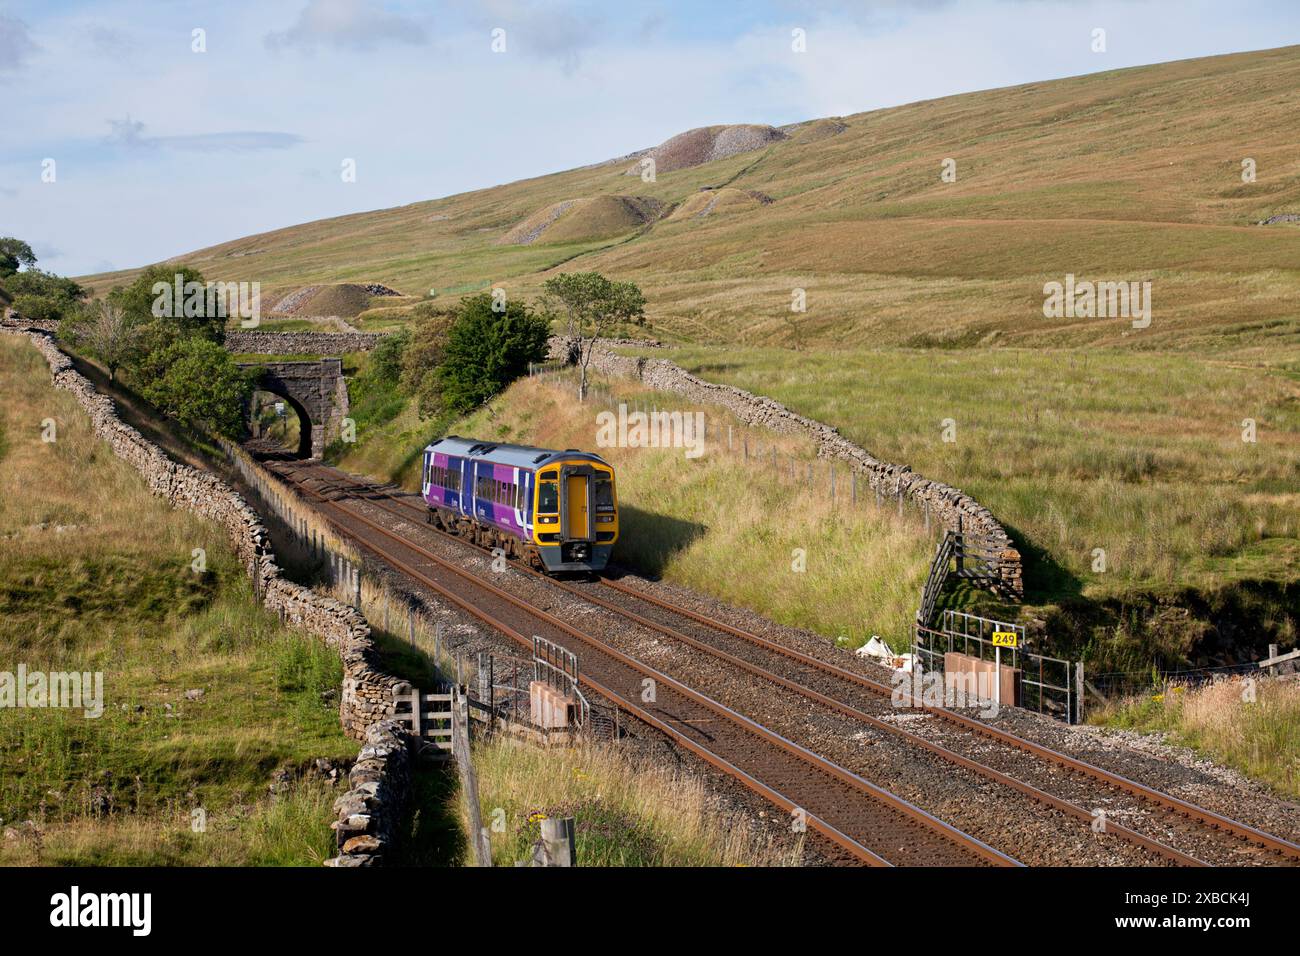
[594,476,615,512]
[537,479,558,514]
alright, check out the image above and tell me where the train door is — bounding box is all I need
[457,457,470,515]
[563,469,591,541]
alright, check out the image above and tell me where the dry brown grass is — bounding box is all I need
[1094,677,1300,799]
[464,736,800,867]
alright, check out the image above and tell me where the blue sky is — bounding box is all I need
[3,0,1299,277]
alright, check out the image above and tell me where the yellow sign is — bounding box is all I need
[992,631,1019,648]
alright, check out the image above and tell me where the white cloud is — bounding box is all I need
[265,0,428,52]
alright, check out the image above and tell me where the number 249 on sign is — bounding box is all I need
[992,631,1019,648]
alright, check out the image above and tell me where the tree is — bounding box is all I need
[137,337,252,438]
[4,268,86,323]
[63,299,141,383]
[108,263,224,345]
[436,293,550,414]
[541,272,645,401]
[399,305,456,418]
[0,237,36,278]
[11,294,62,323]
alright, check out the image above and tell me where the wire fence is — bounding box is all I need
[528,363,948,539]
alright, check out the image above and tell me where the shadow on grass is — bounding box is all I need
[1001,520,1085,606]
[66,350,217,469]
[371,629,444,687]
[393,763,465,866]
[611,504,707,579]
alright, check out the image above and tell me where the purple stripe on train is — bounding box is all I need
[424,454,531,539]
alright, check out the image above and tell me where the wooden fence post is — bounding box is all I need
[453,692,492,867]
[538,817,575,867]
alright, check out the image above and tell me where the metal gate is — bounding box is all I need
[914,611,1082,723]
[533,635,590,728]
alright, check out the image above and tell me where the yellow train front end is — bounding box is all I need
[532,457,618,572]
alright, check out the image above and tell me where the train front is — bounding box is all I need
[533,455,618,572]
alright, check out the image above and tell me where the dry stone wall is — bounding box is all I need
[225,330,387,354]
[552,337,1023,597]
[4,327,412,866]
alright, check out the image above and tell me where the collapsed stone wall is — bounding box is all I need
[225,330,387,354]
[552,337,1023,597]
[4,327,411,865]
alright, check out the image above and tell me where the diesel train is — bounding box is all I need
[420,435,619,573]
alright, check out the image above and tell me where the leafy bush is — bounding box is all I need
[436,293,550,414]
[136,337,253,437]
[399,305,455,418]
[6,268,86,323]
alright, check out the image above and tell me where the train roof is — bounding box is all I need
[424,435,610,470]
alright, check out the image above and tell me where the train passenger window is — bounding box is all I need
[538,480,558,514]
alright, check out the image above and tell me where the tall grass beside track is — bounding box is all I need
[451,375,934,648]
[463,737,799,867]
[327,360,933,648]
[1092,678,1300,800]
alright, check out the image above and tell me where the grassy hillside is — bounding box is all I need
[644,345,1300,596]
[0,335,355,865]
[82,45,1300,357]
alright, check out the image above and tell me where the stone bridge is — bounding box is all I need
[237,358,349,458]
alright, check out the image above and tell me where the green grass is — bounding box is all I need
[645,345,1300,601]
[0,333,355,865]
[1093,678,1300,799]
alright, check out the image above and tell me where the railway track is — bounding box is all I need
[254,453,1300,868]
[253,453,1017,867]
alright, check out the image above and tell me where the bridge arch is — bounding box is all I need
[237,358,349,459]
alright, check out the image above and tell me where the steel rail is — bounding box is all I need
[266,458,1300,864]
[263,460,1018,867]
[287,465,1206,866]
[615,585,1300,864]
